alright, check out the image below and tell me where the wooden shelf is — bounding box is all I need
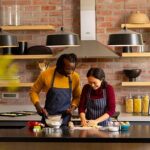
[122,52,150,57]
[122,82,150,87]
[0,54,55,59]
[0,82,33,87]
[0,25,55,31]
[121,23,150,29]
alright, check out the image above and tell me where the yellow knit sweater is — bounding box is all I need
[29,66,81,107]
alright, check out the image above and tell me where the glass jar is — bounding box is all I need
[133,95,142,113]
[125,96,133,113]
[142,94,149,114]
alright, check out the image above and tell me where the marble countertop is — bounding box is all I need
[0,105,41,121]
[118,113,150,121]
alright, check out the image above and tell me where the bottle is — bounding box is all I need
[133,95,142,113]
[13,5,21,26]
[125,96,133,113]
[142,94,149,115]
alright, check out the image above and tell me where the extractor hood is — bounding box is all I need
[55,0,119,58]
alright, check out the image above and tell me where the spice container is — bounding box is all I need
[125,96,133,113]
[133,95,142,113]
[142,94,149,115]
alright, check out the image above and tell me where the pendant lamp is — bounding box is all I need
[46,27,80,47]
[108,27,143,46]
[108,0,143,47]
[46,0,80,48]
[0,29,18,48]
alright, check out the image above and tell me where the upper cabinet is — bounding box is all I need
[0,25,55,31]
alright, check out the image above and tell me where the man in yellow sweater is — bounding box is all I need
[29,53,81,126]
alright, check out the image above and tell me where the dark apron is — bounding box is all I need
[43,69,72,126]
[86,89,109,126]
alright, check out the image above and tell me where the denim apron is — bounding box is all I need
[86,88,109,126]
[43,69,72,126]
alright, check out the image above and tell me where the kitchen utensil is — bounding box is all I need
[123,69,142,81]
[18,41,28,54]
[122,47,132,53]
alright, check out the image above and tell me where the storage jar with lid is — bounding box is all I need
[125,96,133,113]
[142,94,149,115]
[133,95,142,113]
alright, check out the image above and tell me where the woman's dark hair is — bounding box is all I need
[56,53,77,71]
[87,67,107,88]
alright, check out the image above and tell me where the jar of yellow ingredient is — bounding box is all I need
[133,96,142,113]
[125,96,133,113]
[142,95,149,114]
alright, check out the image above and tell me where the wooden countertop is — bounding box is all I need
[0,124,150,143]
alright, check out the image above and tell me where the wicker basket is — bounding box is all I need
[127,11,150,24]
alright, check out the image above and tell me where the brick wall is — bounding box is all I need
[0,0,150,112]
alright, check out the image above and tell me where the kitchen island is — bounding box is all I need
[0,124,150,150]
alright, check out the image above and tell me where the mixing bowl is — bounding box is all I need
[45,115,62,129]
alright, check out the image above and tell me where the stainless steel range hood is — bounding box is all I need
[55,0,119,58]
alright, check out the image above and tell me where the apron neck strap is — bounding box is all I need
[51,69,72,92]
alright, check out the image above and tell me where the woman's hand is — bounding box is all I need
[87,120,98,127]
[81,119,88,127]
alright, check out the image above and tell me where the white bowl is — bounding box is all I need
[46,115,62,128]
[108,126,119,132]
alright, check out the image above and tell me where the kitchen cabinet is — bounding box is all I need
[0,25,55,31]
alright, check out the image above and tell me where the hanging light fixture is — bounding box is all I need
[108,27,143,46]
[107,0,143,47]
[46,0,80,47]
[0,28,18,48]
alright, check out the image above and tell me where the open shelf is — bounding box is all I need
[122,82,150,87]
[0,82,33,87]
[0,54,55,59]
[0,25,55,31]
[122,52,150,57]
[121,23,150,29]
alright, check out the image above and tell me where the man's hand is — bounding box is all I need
[66,105,76,115]
[35,102,48,117]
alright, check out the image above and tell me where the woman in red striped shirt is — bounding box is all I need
[79,67,116,127]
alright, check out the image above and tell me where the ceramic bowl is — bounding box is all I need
[45,115,62,128]
[120,124,130,131]
[123,69,142,81]
[108,126,119,132]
